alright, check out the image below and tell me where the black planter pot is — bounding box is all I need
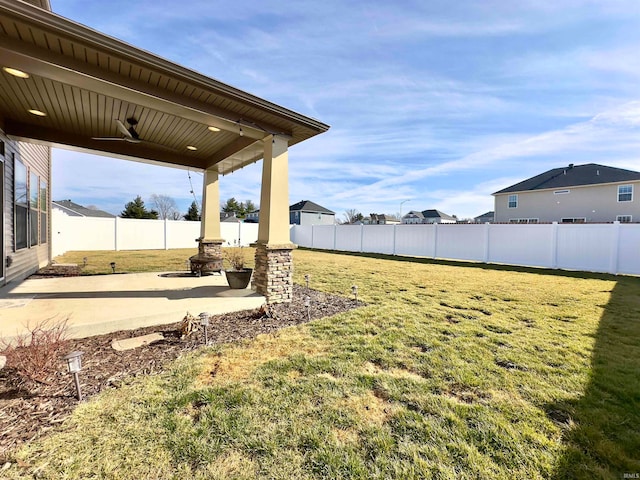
[225,268,253,289]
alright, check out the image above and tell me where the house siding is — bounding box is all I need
[1,128,51,285]
[494,181,640,223]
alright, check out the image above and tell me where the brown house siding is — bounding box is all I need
[1,129,51,284]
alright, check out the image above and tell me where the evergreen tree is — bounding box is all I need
[120,195,158,219]
[183,201,200,221]
[221,197,241,215]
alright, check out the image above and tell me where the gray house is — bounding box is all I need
[289,200,335,225]
[493,163,640,223]
[402,209,456,224]
[247,200,335,226]
[474,211,495,223]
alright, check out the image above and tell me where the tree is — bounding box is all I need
[342,209,363,224]
[183,201,200,221]
[149,194,180,220]
[221,198,258,219]
[120,196,158,219]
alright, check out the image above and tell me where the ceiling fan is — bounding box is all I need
[92,117,143,144]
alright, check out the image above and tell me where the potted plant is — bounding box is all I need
[223,248,253,289]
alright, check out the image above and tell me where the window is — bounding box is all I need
[14,155,28,250]
[40,180,48,244]
[561,218,586,223]
[554,190,570,195]
[618,185,633,202]
[508,194,518,208]
[617,215,632,223]
[509,218,538,224]
[30,171,39,246]
[0,140,4,157]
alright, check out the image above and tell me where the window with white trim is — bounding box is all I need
[561,218,586,223]
[508,194,518,208]
[509,218,538,224]
[616,215,632,223]
[14,155,28,250]
[618,185,633,202]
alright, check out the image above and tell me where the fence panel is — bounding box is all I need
[291,225,312,247]
[312,225,336,250]
[556,224,615,273]
[394,225,436,257]
[335,225,362,252]
[362,225,395,254]
[166,221,200,249]
[436,224,486,261]
[618,224,640,275]
[117,218,165,250]
[488,224,554,268]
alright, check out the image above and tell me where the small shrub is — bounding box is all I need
[0,317,69,384]
[224,248,247,271]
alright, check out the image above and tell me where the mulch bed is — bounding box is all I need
[0,284,359,457]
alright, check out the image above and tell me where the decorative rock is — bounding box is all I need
[111,333,164,351]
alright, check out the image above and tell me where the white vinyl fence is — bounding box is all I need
[52,209,259,257]
[291,223,640,276]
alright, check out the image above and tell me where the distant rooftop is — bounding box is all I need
[493,163,640,195]
[53,200,115,218]
[289,200,334,214]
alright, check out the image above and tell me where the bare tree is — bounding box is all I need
[149,194,180,220]
[342,209,363,224]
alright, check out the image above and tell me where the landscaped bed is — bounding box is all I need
[1,248,639,479]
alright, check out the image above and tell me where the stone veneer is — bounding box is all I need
[189,239,223,274]
[252,243,295,303]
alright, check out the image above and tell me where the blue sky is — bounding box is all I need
[51,0,640,220]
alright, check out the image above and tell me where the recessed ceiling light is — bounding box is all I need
[208,126,221,132]
[186,145,197,151]
[28,109,47,116]
[3,67,30,78]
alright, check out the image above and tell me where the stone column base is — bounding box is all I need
[252,243,296,303]
[189,238,223,275]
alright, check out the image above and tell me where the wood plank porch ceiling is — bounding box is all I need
[0,0,329,174]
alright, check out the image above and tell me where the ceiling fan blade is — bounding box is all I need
[92,137,125,141]
[116,119,133,138]
[123,137,142,144]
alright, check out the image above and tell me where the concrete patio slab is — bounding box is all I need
[0,272,265,341]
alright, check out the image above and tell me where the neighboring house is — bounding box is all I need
[248,200,336,226]
[493,163,640,223]
[401,209,456,224]
[474,211,495,223]
[289,200,335,225]
[220,212,240,223]
[365,214,401,225]
[53,200,115,218]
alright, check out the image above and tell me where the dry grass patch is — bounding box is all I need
[196,330,329,385]
[340,390,398,426]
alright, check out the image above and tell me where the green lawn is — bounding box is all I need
[9,249,640,479]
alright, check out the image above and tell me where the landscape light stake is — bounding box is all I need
[304,295,311,322]
[352,285,358,305]
[199,312,210,344]
[83,257,88,267]
[305,274,310,290]
[110,262,116,273]
[63,351,84,401]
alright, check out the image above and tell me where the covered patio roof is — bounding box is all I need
[0,0,329,174]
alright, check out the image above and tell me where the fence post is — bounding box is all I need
[393,224,397,255]
[483,222,490,263]
[360,224,364,253]
[164,219,169,250]
[433,223,438,259]
[114,216,119,251]
[311,225,315,249]
[334,224,337,250]
[551,222,558,268]
[609,221,621,275]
